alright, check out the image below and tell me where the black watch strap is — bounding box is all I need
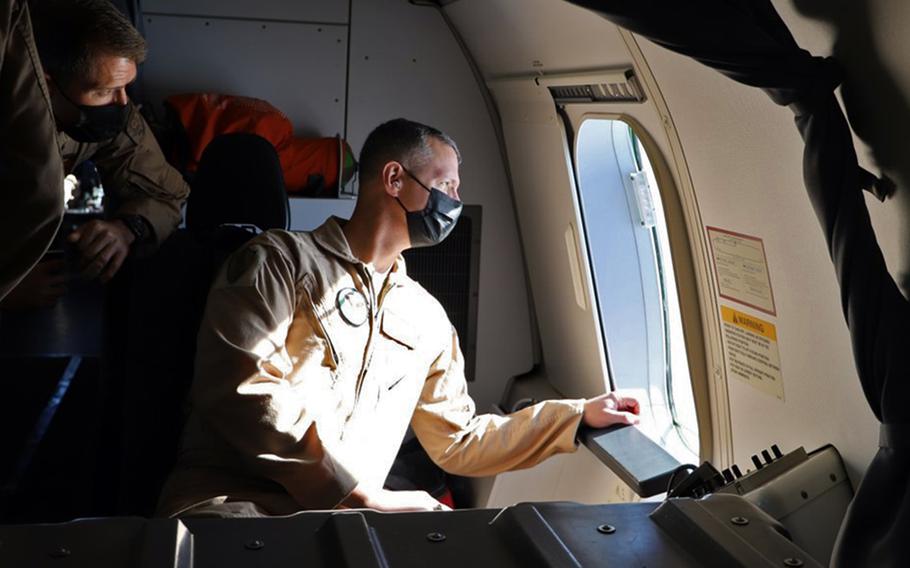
[118,214,150,244]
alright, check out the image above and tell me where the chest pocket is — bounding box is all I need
[377,310,419,392]
[301,273,340,370]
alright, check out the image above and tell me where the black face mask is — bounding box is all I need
[56,86,129,143]
[397,167,463,248]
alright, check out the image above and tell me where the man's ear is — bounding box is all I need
[380,161,405,197]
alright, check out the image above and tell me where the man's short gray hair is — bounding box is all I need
[358,118,461,181]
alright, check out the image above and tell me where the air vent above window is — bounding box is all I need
[538,69,646,104]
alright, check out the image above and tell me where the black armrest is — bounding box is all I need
[580,424,682,498]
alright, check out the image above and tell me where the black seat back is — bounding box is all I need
[186,132,290,232]
[116,134,289,515]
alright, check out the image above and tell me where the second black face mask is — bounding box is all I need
[55,84,129,143]
[63,101,130,143]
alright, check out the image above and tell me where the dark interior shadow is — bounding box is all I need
[792,0,910,292]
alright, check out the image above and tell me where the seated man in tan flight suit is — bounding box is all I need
[2,0,188,308]
[157,118,640,516]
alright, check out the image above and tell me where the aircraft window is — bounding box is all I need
[574,118,698,464]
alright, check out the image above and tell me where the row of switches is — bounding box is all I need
[721,444,784,483]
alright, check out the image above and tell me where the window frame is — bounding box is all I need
[561,109,715,464]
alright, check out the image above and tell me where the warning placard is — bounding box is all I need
[707,227,776,316]
[721,305,784,400]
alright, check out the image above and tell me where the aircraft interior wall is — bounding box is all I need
[447,0,910,496]
[111,0,910,508]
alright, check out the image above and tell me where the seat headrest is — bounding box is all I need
[186,133,290,233]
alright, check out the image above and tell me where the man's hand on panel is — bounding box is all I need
[67,219,134,282]
[341,484,452,512]
[583,391,641,429]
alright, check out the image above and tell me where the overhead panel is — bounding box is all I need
[445,0,633,78]
[141,15,347,138]
[142,0,349,23]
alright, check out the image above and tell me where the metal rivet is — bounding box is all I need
[783,558,804,567]
[426,532,446,543]
[49,547,71,558]
[244,540,265,551]
[731,517,749,526]
[597,524,616,534]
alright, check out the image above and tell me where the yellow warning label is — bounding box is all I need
[721,306,777,341]
[720,305,783,400]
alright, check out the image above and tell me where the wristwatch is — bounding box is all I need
[117,214,151,244]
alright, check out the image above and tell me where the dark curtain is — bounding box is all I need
[566,1,909,566]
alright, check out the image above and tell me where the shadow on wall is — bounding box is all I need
[793,0,910,291]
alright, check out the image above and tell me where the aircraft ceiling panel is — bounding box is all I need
[142,0,348,24]
[445,0,633,79]
[141,15,347,138]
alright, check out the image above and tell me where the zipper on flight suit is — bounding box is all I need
[351,265,380,404]
[344,266,396,431]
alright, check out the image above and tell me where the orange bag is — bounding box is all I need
[281,137,356,196]
[166,93,356,196]
[165,93,294,172]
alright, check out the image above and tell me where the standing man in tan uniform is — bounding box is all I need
[0,0,64,301]
[158,118,640,517]
[2,0,188,308]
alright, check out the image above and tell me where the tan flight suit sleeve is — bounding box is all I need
[90,103,189,252]
[412,328,586,477]
[190,239,358,509]
[0,0,63,300]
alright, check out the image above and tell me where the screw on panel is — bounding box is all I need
[783,558,804,567]
[730,517,749,526]
[48,547,71,558]
[597,524,616,534]
[426,532,446,543]
[245,540,265,551]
